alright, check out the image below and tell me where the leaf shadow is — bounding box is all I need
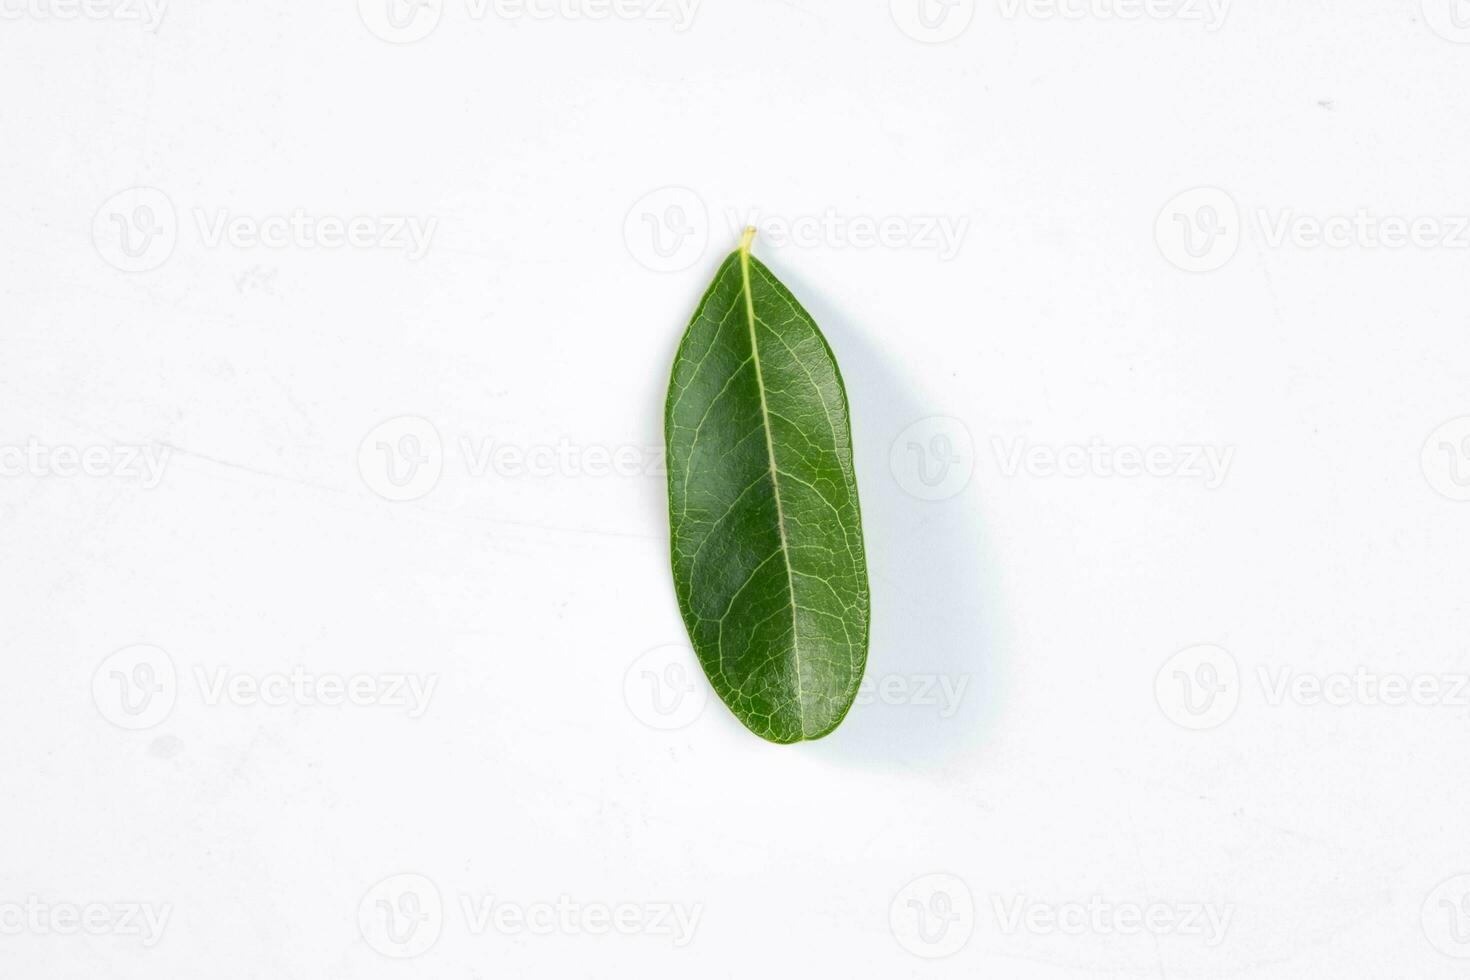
[763,258,1010,771]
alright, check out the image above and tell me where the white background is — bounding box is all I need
[4,1,1470,976]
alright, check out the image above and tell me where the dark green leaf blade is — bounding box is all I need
[665,230,870,744]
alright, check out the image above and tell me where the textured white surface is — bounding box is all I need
[4,2,1470,976]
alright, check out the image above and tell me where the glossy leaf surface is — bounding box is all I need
[665,231,869,743]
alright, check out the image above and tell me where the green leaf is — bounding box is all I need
[664,228,870,744]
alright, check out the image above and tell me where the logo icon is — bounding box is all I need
[1421,417,1470,501]
[1423,0,1470,42]
[1423,874,1470,958]
[93,187,178,273]
[358,873,443,958]
[1155,644,1240,730]
[92,645,178,730]
[623,644,708,730]
[1155,187,1241,273]
[624,187,709,272]
[889,873,975,958]
[358,0,443,42]
[890,416,975,501]
[358,416,444,502]
[890,0,975,42]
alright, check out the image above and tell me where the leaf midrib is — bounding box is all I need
[738,232,807,735]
